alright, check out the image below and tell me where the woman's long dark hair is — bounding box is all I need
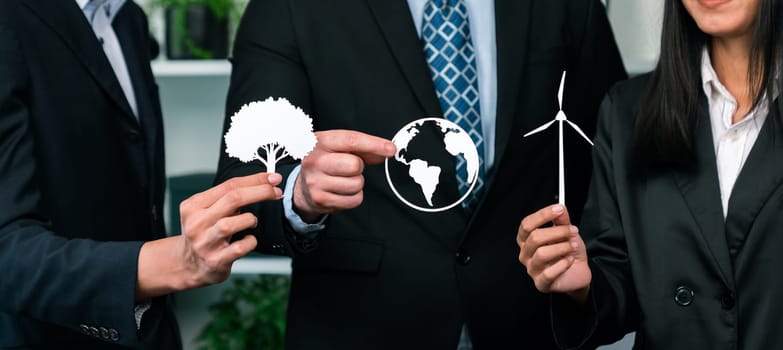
[631,0,782,172]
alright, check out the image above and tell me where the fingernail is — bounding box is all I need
[571,240,579,249]
[274,187,283,198]
[568,255,575,263]
[552,204,564,214]
[268,173,282,184]
[569,225,579,234]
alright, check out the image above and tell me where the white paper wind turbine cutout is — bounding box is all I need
[224,97,317,173]
[523,71,593,205]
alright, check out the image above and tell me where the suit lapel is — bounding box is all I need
[725,108,783,240]
[463,0,532,227]
[22,0,137,123]
[673,107,734,287]
[366,0,441,115]
[491,0,531,166]
[113,5,158,157]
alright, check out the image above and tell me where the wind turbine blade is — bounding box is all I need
[566,120,595,146]
[557,71,566,110]
[523,120,556,138]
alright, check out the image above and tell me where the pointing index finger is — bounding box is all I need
[318,130,396,165]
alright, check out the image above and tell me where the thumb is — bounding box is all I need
[550,204,572,227]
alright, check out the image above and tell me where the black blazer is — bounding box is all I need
[216,0,625,349]
[0,0,178,348]
[553,75,783,349]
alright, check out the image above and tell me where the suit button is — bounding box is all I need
[89,326,100,337]
[721,292,735,309]
[109,328,120,341]
[79,324,90,335]
[99,327,110,339]
[127,129,141,142]
[674,286,694,306]
[456,250,471,265]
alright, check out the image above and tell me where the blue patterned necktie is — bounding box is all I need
[422,0,485,213]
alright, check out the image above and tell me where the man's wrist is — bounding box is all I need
[135,236,187,301]
[284,165,328,236]
[292,172,321,223]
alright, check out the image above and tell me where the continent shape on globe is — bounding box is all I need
[407,159,441,206]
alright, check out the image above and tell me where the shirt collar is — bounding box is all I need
[701,46,779,127]
[700,47,735,105]
[76,0,127,23]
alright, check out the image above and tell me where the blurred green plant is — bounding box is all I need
[148,0,246,59]
[196,274,290,350]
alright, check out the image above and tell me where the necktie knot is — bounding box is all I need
[84,0,125,24]
[428,0,463,18]
[431,0,459,8]
[84,0,109,23]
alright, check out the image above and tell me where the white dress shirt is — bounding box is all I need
[701,48,777,218]
[283,0,498,234]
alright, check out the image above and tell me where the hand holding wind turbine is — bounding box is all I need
[523,71,593,205]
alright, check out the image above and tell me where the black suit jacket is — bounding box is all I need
[216,0,625,349]
[553,75,783,349]
[0,0,179,348]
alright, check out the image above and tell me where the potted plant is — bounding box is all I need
[148,0,244,59]
[196,274,290,350]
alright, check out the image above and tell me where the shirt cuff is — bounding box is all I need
[283,165,327,238]
[133,302,151,330]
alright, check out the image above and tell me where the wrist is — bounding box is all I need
[292,175,322,223]
[135,236,188,301]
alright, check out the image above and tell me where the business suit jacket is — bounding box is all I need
[216,0,625,348]
[552,75,783,349]
[0,0,179,348]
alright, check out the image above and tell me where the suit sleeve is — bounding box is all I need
[550,89,640,349]
[0,22,150,347]
[562,0,627,225]
[215,0,314,255]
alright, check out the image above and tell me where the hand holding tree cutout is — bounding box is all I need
[224,97,318,173]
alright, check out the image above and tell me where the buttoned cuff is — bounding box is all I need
[283,165,327,239]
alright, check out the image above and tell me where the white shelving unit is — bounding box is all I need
[231,256,292,275]
[152,59,231,77]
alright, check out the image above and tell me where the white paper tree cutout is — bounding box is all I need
[224,97,317,173]
[523,71,593,205]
